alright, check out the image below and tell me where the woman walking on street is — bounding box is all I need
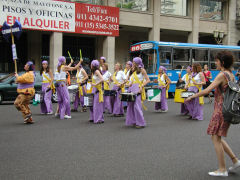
[186,51,240,177]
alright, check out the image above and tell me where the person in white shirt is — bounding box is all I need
[72,62,88,112]
[102,63,112,113]
[111,63,126,116]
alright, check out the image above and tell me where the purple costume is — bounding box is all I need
[125,57,146,127]
[185,86,203,120]
[56,56,71,119]
[90,87,104,123]
[73,86,86,110]
[155,87,168,111]
[126,84,146,127]
[40,83,53,114]
[112,85,124,115]
[89,60,104,123]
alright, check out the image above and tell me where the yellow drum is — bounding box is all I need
[174,89,185,103]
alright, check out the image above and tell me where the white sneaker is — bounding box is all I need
[47,112,53,115]
[55,113,59,117]
[229,160,240,172]
[161,110,168,112]
[208,170,228,177]
[64,115,72,119]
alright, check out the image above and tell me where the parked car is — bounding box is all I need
[0,71,42,104]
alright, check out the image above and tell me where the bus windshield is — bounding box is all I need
[130,49,157,74]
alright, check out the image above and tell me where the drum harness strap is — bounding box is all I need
[76,69,86,97]
[113,72,125,93]
[42,72,55,94]
[92,76,104,103]
[188,74,204,105]
[158,74,170,98]
[131,71,147,111]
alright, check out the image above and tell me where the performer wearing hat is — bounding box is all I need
[14,61,35,124]
[72,62,88,112]
[125,57,150,128]
[185,63,205,120]
[155,66,171,112]
[89,60,104,123]
[40,60,54,115]
[55,56,82,119]
[178,66,192,115]
[111,62,127,116]
[102,63,112,113]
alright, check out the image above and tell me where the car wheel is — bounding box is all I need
[0,92,3,104]
[52,92,58,103]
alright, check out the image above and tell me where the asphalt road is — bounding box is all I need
[0,99,239,180]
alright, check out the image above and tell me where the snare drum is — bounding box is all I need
[104,90,117,96]
[84,93,94,107]
[181,91,196,98]
[174,89,185,103]
[68,85,78,103]
[147,88,161,102]
[120,93,136,102]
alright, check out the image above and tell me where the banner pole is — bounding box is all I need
[11,29,17,73]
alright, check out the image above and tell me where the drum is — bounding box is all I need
[68,85,78,103]
[84,93,94,107]
[86,82,93,94]
[174,89,185,103]
[147,88,161,102]
[104,90,117,96]
[181,91,196,98]
[120,93,136,102]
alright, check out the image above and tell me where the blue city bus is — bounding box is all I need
[130,41,240,94]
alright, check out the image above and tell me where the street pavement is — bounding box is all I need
[0,99,240,180]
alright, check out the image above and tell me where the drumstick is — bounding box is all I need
[68,51,74,64]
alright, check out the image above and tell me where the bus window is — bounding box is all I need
[159,46,172,69]
[130,49,157,74]
[192,49,209,68]
[209,49,223,70]
[231,51,240,70]
[172,48,191,69]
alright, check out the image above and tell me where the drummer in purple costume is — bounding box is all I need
[71,62,88,112]
[55,56,82,119]
[102,63,112,113]
[111,63,127,116]
[178,66,192,115]
[155,66,171,112]
[40,61,54,115]
[89,60,104,124]
[123,61,132,110]
[126,57,150,129]
[185,63,206,120]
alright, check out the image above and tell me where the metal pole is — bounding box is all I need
[10,29,17,73]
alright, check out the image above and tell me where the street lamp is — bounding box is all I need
[213,29,224,45]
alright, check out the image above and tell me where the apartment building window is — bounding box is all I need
[161,0,189,16]
[200,0,224,20]
[65,0,103,5]
[116,0,149,12]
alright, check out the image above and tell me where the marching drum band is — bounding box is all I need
[15,55,217,127]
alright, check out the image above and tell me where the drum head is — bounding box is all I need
[68,85,78,90]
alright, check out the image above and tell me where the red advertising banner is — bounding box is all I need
[0,1,119,36]
[75,3,119,36]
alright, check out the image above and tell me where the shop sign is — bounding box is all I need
[131,43,154,52]
[75,3,119,36]
[0,0,119,36]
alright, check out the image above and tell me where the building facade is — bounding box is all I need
[0,0,239,73]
